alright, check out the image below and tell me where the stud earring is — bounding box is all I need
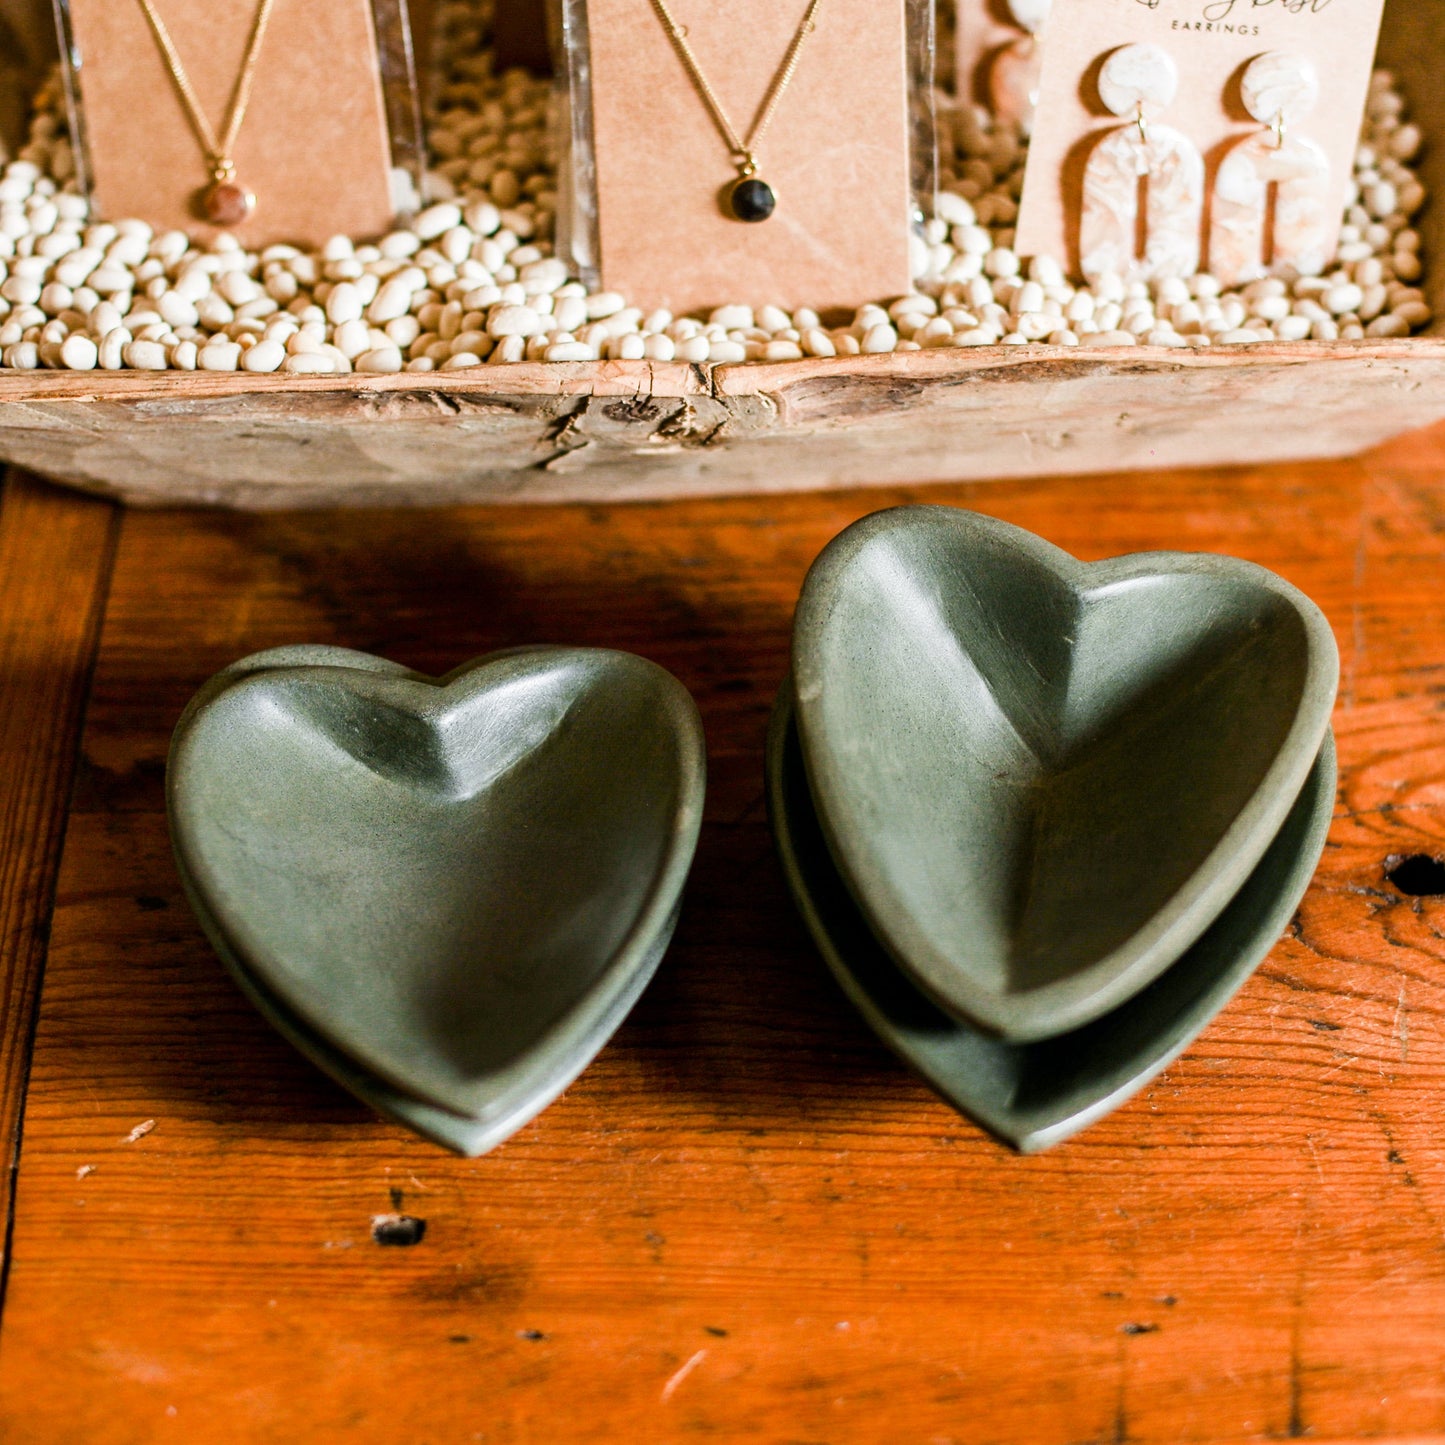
[989,0,1051,135]
[1211,52,1331,287]
[1079,43,1204,284]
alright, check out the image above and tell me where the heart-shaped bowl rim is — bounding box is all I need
[168,644,706,1120]
[768,676,1338,1151]
[214,886,680,1156]
[792,505,1340,1041]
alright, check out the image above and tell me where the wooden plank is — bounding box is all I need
[3,438,1445,1437]
[0,3,1442,510]
[0,470,116,1290]
[4,342,1445,508]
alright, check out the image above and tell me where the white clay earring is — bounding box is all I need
[1079,43,1204,283]
[989,0,1051,135]
[1210,52,1331,286]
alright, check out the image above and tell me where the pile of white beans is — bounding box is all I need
[0,0,1431,373]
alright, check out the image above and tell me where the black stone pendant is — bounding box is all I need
[729,176,776,223]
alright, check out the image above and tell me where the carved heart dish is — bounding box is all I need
[769,679,1336,1150]
[792,506,1338,1041]
[168,645,705,1149]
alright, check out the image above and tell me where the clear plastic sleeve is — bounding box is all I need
[53,0,425,235]
[550,0,938,296]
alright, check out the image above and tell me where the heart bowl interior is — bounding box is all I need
[168,647,705,1118]
[769,678,1337,1152]
[793,506,1339,1041]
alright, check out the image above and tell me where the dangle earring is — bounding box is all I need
[1078,43,1204,283]
[989,0,1051,135]
[1210,52,1331,286]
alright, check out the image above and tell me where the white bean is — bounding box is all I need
[325,282,363,325]
[0,47,1433,380]
[59,332,98,370]
[198,341,242,371]
[861,323,898,353]
[122,339,168,370]
[1324,284,1365,315]
[486,304,543,338]
[97,328,131,369]
[241,338,285,373]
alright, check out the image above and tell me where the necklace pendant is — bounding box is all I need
[200,178,256,227]
[728,176,776,223]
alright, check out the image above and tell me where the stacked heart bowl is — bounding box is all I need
[768,506,1340,1151]
[167,645,706,1156]
[165,506,1338,1158]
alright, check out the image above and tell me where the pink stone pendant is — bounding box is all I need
[199,179,256,228]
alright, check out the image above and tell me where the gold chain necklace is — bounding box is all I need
[648,0,826,222]
[136,0,278,226]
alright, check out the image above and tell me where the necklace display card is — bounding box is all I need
[57,0,423,248]
[571,0,922,314]
[1014,0,1388,281]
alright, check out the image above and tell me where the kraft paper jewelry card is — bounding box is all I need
[1014,0,1389,284]
[57,0,423,247]
[571,0,925,314]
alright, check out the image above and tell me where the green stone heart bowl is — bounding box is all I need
[769,677,1337,1151]
[220,891,679,1157]
[168,644,705,1133]
[792,506,1339,1042]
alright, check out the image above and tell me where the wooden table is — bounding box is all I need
[2,433,1445,1444]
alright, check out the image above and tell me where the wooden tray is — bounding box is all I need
[2,7,1442,509]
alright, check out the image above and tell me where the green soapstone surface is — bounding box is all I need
[791,505,1340,1042]
[769,679,1337,1153]
[168,644,706,1135]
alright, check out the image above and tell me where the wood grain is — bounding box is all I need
[3,342,1445,508]
[0,4,1443,509]
[2,432,1445,1439]
[0,471,116,1285]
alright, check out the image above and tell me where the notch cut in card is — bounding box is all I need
[1014,0,1388,285]
[57,0,424,248]
[562,0,932,315]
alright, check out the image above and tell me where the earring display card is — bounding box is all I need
[574,0,920,315]
[1014,0,1388,282]
[57,0,422,248]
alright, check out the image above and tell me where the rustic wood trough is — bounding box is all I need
[2,6,1443,509]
